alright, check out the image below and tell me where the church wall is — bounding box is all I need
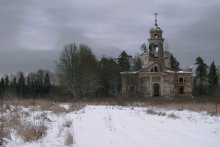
[121,73,139,97]
[162,73,175,98]
[174,73,192,97]
[164,52,171,69]
[121,71,192,98]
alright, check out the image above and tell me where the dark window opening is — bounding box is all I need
[149,44,154,57]
[179,86,184,94]
[154,66,158,72]
[179,77,184,82]
[130,86,135,92]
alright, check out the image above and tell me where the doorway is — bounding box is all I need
[153,83,160,97]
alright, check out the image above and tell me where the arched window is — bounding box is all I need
[154,45,159,57]
[149,44,154,57]
[151,66,159,72]
[154,66,158,72]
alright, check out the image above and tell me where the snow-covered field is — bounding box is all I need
[2,104,220,147]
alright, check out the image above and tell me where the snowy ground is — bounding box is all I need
[2,105,220,147]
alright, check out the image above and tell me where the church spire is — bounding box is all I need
[154,12,158,27]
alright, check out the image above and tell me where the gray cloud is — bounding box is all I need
[168,5,220,68]
[0,0,220,73]
[0,49,59,73]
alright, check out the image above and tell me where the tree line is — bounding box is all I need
[0,43,219,99]
[193,57,219,97]
[0,70,51,98]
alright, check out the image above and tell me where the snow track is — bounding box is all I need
[4,105,220,147]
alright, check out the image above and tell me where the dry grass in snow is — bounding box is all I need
[17,123,47,142]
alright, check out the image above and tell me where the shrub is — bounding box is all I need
[65,132,74,145]
[0,129,10,139]
[167,113,179,119]
[157,112,166,116]
[0,129,10,146]
[68,102,85,112]
[8,112,21,129]
[63,120,72,128]
[18,123,47,142]
[51,105,66,114]
[146,109,157,115]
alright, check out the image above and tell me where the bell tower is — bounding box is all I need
[148,13,164,59]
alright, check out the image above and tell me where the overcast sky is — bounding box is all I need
[0,0,220,73]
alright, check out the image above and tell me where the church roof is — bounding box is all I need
[150,26,162,32]
[164,69,192,74]
[120,70,141,74]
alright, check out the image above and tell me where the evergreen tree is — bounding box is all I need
[131,54,142,71]
[194,56,208,96]
[4,75,9,87]
[0,78,5,94]
[99,57,121,97]
[208,61,219,94]
[171,54,180,71]
[26,76,31,95]
[11,77,17,88]
[118,50,131,71]
[17,72,25,97]
[140,43,147,52]
[0,78,5,89]
[36,69,44,93]
[44,73,51,94]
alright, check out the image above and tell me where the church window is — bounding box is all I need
[149,44,154,57]
[128,78,135,83]
[178,77,184,82]
[129,85,136,92]
[179,86,184,94]
[154,45,159,57]
[154,34,158,38]
[154,66,158,72]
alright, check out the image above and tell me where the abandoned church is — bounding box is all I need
[121,14,192,98]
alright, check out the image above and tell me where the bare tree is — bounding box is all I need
[56,44,79,97]
[56,43,99,98]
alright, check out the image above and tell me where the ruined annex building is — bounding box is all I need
[121,14,192,98]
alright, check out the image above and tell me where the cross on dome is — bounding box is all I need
[154,12,158,27]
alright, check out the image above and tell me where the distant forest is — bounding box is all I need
[0,43,219,99]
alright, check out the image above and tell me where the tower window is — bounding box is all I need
[151,66,159,72]
[154,45,159,57]
[154,34,158,38]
